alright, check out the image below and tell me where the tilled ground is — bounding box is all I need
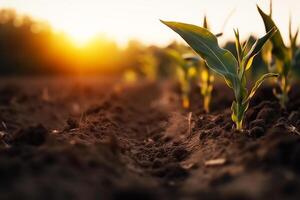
[0,76,300,200]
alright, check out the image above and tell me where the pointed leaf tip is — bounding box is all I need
[243,26,277,71]
[257,6,288,60]
[245,72,279,103]
[160,19,166,24]
[161,20,239,89]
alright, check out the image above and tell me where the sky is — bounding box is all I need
[0,0,300,46]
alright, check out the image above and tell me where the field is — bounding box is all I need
[1,76,300,200]
[1,2,300,199]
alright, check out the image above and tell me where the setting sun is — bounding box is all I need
[1,0,300,46]
[63,24,99,47]
[1,0,300,199]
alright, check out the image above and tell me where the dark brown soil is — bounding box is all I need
[0,76,300,200]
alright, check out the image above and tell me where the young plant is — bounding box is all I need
[184,54,214,113]
[167,49,196,109]
[139,53,158,81]
[174,16,218,113]
[161,20,278,130]
[199,58,214,113]
[258,4,299,108]
[198,16,215,113]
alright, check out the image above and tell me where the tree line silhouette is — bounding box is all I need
[0,9,298,77]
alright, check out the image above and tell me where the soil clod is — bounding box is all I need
[9,124,48,146]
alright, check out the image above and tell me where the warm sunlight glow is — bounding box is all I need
[1,0,300,46]
[65,26,97,47]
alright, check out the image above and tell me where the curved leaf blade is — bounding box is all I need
[257,5,288,60]
[243,27,277,70]
[261,40,273,65]
[234,29,243,65]
[161,20,238,88]
[244,73,279,103]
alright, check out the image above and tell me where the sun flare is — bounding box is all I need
[64,27,97,47]
[1,0,300,46]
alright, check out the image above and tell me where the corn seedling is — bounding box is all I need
[198,16,215,113]
[139,53,158,81]
[161,21,278,130]
[171,16,218,113]
[258,3,299,108]
[167,49,196,109]
[198,59,214,113]
[183,54,214,113]
[183,15,230,113]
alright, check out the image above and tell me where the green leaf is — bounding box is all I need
[292,28,299,51]
[269,0,273,17]
[244,73,279,103]
[203,16,222,37]
[257,5,288,61]
[231,101,249,130]
[288,15,299,49]
[293,48,300,68]
[231,101,238,122]
[261,40,273,66]
[234,29,243,65]
[243,27,277,70]
[161,20,239,88]
[289,16,299,53]
[241,38,251,56]
[203,15,209,29]
[289,15,293,44]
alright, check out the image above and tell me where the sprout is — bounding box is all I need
[183,54,214,113]
[167,16,217,112]
[139,53,158,81]
[167,50,196,109]
[161,20,278,131]
[198,16,215,113]
[258,3,299,108]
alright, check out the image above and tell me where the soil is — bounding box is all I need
[0,76,300,200]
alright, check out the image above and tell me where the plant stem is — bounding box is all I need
[203,94,211,113]
[235,102,244,131]
[236,120,243,131]
[182,94,190,109]
[278,74,289,109]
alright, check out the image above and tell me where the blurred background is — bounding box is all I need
[0,0,299,76]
